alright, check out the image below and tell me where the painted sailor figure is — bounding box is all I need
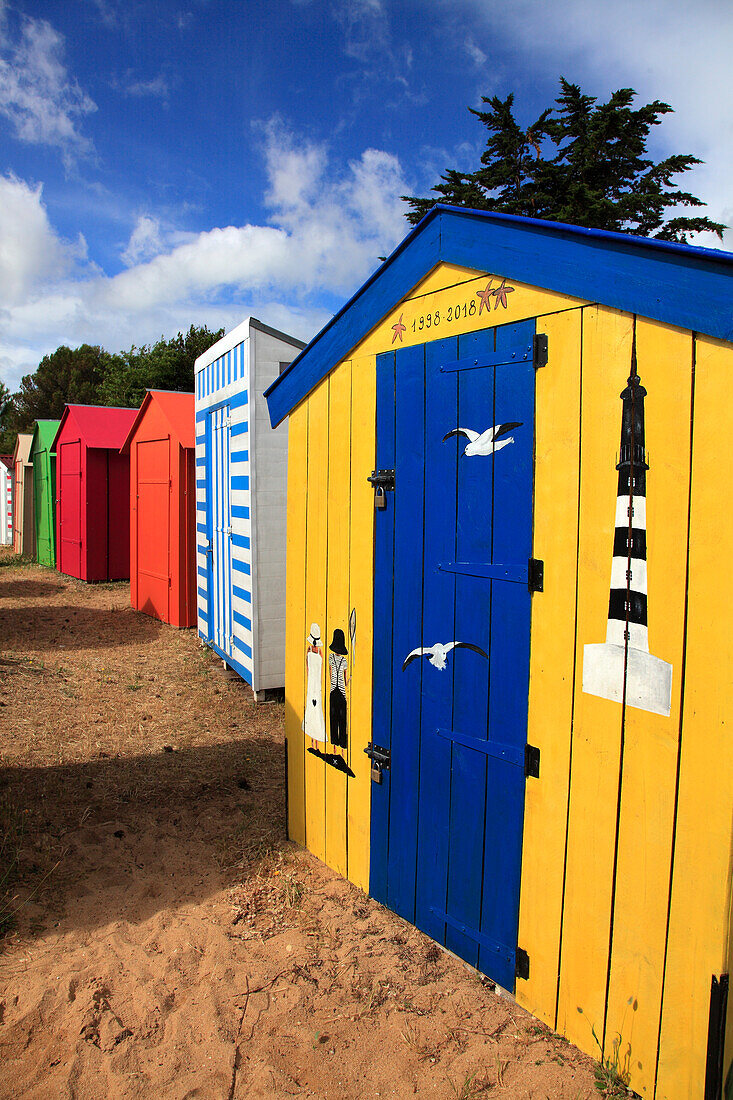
[328,628,349,749]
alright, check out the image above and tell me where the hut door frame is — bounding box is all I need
[206,403,233,656]
[370,320,537,992]
[58,440,82,576]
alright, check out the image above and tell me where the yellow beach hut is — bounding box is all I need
[264,206,733,1100]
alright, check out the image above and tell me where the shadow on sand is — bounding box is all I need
[0,734,287,941]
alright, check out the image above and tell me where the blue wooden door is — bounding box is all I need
[370,321,536,991]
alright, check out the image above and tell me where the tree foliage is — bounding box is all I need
[403,79,725,242]
[99,324,224,408]
[0,324,224,454]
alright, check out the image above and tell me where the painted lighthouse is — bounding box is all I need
[583,346,673,717]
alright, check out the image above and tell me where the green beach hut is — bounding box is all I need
[31,419,60,568]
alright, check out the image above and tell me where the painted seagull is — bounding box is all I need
[442,422,522,457]
[402,641,488,671]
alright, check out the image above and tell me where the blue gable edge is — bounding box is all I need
[264,205,733,427]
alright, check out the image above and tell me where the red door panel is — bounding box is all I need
[136,439,169,619]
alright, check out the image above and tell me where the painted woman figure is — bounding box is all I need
[328,628,349,750]
[303,623,326,746]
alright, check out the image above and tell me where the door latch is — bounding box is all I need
[364,742,391,783]
[368,469,395,510]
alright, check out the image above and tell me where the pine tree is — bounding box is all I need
[403,79,725,242]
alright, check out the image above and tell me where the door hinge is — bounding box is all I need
[533,334,548,369]
[524,744,540,779]
[515,947,530,981]
[705,973,729,1100]
[368,469,395,510]
[365,741,391,783]
[528,558,544,592]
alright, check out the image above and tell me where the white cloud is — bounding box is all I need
[121,215,165,267]
[0,7,96,165]
[464,36,486,67]
[0,126,410,391]
[0,174,86,305]
[124,75,170,99]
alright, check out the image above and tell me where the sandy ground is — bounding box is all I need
[0,550,608,1099]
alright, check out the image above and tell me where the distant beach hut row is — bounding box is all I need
[6,316,303,701]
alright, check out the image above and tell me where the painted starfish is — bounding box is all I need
[392,313,406,344]
[492,278,514,310]
[476,280,495,315]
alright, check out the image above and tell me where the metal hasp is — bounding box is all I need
[524,744,540,778]
[368,468,395,510]
[515,947,530,981]
[365,741,391,784]
[705,973,729,1100]
[533,333,548,368]
[528,558,544,592]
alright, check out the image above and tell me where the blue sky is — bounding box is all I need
[1,0,731,391]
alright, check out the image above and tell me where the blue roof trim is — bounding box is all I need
[264,205,733,427]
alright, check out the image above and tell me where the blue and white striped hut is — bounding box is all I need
[195,318,306,698]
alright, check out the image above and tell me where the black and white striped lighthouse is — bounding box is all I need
[583,343,672,716]
[606,363,649,651]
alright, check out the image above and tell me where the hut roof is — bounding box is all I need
[30,419,61,456]
[0,455,12,471]
[265,205,733,427]
[194,316,306,376]
[120,390,195,454]
[52,405,138,452]
[12,434,33,464]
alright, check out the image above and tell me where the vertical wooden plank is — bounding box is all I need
[445,326,496,969]
[603,321,691,1097]
[304,380,329,863]
[516,308,582,1023]
[479,320,535,991]
[387,342,426,922]
[347,352,376,892]
[324,361,351,878]
[656,334,733,1100]
[556,306,632,1050]
[284,403,308,846]
[415,334,458,945]
[369,351,397,904]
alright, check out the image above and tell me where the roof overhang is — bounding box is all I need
[264,205,733,427]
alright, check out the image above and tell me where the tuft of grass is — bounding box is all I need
[577,1005,633,1097]
[449,1070,490,1099]
[0,553,35,569]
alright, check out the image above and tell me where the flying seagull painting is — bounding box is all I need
[442,422,522,457]
[402,641,488,671]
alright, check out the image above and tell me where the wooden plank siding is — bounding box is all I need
[516,306,583,1024]
[284,404,308,846]
[283,260,733,1099]
[655,333,733,1099]
[324,362,351,878]
[603,320,692,1097]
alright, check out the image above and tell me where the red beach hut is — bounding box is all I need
[120,391,196,628]
[53,404,137,581]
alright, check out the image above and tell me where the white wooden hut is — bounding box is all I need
[0,456,12,547]
[195,317,305,699]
